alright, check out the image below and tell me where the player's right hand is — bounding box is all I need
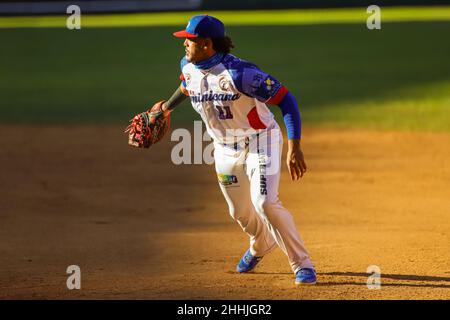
[286,139,307,181]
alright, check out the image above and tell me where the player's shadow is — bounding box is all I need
[317,272,450,289]
[255,271,450,288]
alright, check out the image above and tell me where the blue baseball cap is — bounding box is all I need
[173,14,225,38]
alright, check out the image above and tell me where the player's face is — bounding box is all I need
[184,37,212,63]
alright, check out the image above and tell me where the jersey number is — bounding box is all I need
[215,105,233,120]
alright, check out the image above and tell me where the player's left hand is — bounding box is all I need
[286,139,307,181]
[125,100,170,148]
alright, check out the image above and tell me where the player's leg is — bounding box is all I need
[246,126,314,274]
[214,142,276,259]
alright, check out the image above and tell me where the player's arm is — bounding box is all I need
[239,66,306,181]
[270,91,307,181]
[160,83,189,115]
[125,83,188,148]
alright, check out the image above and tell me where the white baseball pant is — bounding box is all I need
[214,124,314,273]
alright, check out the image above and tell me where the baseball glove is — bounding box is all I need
[125,100,171,148]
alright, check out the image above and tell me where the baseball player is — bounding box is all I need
[126,14,316,285]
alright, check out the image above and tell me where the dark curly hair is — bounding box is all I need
[212,36,235,54]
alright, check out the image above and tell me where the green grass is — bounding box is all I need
[0,20,449,131]
[1,7,449,28]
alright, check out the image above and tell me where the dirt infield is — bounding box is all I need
[0,125,449,299]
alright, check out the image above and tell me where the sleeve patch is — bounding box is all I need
[222,55,284,103]
[241,68,282,102]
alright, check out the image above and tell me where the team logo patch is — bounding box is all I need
[217,174,238,186]
[218,75,231,91]
[265,78,274,91]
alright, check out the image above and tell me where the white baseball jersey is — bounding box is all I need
[180,54,288,144]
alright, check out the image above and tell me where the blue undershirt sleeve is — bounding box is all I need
[277,92,301,140]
